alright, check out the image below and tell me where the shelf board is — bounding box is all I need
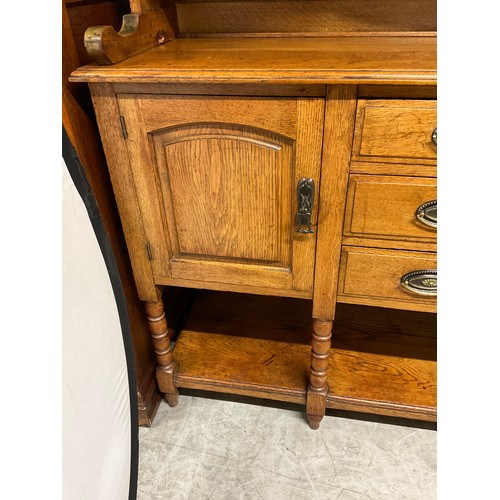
[172,291,436,420]
[173,291,313,404]
[328,304,436,420]
[70,35,436,85]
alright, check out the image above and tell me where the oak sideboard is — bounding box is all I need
[71,0,437,429]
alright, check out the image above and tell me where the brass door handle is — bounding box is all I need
[401,270,437,296]
[295,178,315,233]
[416,200,437,229]
[432,128,437,145]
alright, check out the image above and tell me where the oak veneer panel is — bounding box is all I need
[71,36,437,85]
[353,99,437,163]
[156,125,293,264]
[176,0,436,35]
[344,175,437,243]
[338,246,437,313]
[173,291,313,402]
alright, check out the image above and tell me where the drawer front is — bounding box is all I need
[352,99,437,163]
[344,175,437,243]
[337,246,437,313]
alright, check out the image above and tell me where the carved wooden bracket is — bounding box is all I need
[84,7,175,65]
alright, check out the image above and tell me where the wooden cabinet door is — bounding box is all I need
[117,95,324,297]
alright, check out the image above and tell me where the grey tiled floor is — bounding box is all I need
[138,392,436,499]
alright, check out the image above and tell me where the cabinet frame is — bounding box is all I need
[116,93,325,297]
[86,75,436,429]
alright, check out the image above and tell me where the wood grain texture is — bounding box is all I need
[153,275,312,299]
[89,83,157,301]
[350,161,437,177]
[130,0,162,13]
[312,85,358,320]
[173,291,313,403]
[358,84,437,99]
[334,302,437,340]
[174,331,310,403]
[327,303,436,420]
[145,288,179,406]
[114,96,174,277]
[175,0,436,35]
[137,370,162,426]
[117,94,323,295]
[328,351,436,411]
[306,319,332,429]
[341,236,436,253]
[343,174,437,243]
[66,0,128,66]
[180,290,313,340]
[155,124,294,264]
[112,82,327,96]
[337,246,437,313]
[170,291,436,421]
[126,94,299,136]
[70,36,437,85]
[84,8,175,65]
[352,99,437,163]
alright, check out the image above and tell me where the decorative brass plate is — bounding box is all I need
[401,270,437,296]
[416,200,437,229]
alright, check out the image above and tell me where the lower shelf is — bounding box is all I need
[171,290,436,421]
[326,304,436,421]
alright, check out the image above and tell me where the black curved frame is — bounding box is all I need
[62,126,139,500]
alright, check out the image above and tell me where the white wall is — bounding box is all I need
[62,160,131,500]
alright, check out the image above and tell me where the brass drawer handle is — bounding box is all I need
[295,178,315,233]
[401,270,437,297]
[432,128,437,145]
[416,200,437,229]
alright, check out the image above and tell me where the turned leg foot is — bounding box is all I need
[164,392,179,407]
[306,319,332,430]
[307,414,323,431]
[158,364,179,407]
[145,289,179,406]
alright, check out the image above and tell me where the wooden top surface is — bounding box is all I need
[70,35,436,85]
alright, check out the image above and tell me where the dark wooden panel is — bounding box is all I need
[176,0,437,35]
[66,0,129,65]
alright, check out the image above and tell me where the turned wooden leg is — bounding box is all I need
[306,319,333,430]
[144,290,179,407]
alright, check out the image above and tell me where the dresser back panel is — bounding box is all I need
[175,0,436,36]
